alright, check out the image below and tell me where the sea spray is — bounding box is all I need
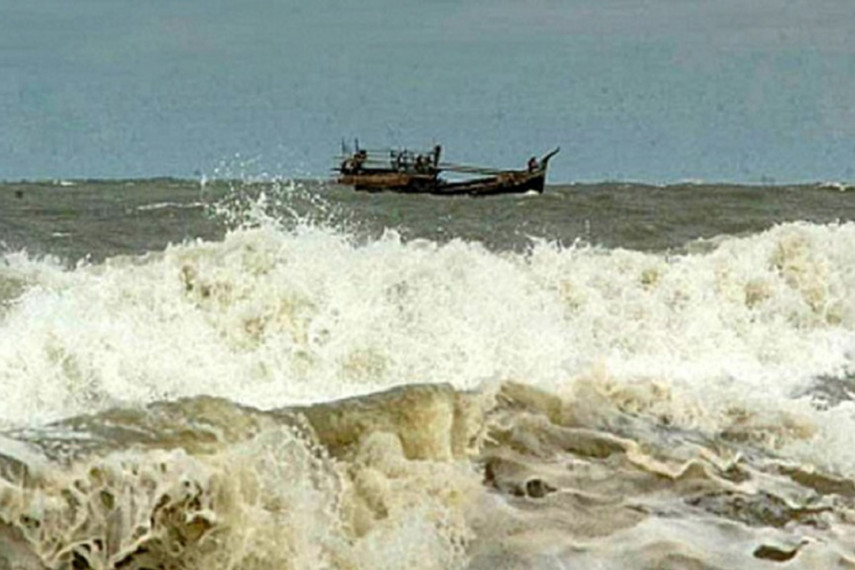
[4,380,855,568]
[3,180,855,567]
[0,386,487,570]
[0,222,853,447]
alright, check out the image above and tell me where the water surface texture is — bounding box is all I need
[1,180,854,569]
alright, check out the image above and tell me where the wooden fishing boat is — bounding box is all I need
[336,143,559,196]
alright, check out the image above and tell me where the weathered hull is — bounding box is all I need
[338,170,545,196]
[434,171,545,196]
[338,171,438,193]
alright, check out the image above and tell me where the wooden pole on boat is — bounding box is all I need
[436,163,507,175]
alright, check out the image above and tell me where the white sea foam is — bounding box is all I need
[818,181,853,192]
[1,220,854,469]
[136,201,206,212]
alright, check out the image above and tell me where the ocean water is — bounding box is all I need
[1,178,854,569]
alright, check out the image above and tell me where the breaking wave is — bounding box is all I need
[1,200,855,568]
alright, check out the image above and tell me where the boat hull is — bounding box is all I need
[338,170,545,196]
[338,171,438,193]
[434,171,545,196]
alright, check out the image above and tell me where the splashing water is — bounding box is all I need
[2,180,855,568]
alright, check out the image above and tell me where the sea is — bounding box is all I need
[1,178,854,569]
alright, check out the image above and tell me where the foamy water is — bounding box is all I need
[2,183,855,568]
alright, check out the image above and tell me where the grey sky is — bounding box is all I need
[1,0,853,182]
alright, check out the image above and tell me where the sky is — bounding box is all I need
[1,0,854,183]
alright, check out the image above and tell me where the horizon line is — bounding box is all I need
[1,176,853,189]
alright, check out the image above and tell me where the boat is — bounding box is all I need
[336,142,559,196]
